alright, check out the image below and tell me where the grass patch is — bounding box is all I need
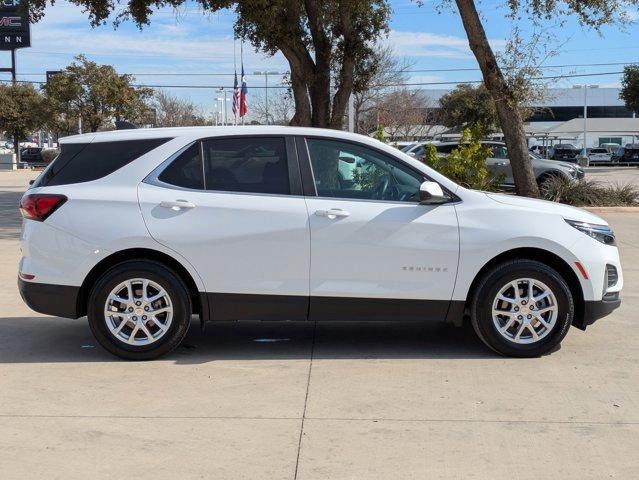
[541,176,639,207]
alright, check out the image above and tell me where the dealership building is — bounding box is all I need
[386,87,638,147]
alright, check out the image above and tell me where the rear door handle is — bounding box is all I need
[315,208,350,219]
[159,199,196,211]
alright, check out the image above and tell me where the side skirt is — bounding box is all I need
[204,292,456,323]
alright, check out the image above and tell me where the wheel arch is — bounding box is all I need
[536,169,566,184]
[77,248,206,320]
[464,247,584,323]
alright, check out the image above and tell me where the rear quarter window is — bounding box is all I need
[33,138,172,187]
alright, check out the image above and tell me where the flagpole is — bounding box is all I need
[234,38,238,126]
[240,41,245,126]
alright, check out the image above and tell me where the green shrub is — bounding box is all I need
[423,125,503,191]
[541,176,639,207]
[373,124,386,143]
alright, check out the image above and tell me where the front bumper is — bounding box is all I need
[18,278,81,319]
[574,292,621,330]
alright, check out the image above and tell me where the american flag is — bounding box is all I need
[232,71,240,116]
[239,66,248,117]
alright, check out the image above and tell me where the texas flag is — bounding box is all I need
[239,65,248,118]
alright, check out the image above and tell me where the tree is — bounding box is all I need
[451,0,639,198]
[251,89,295,125]
[43,55,152,135]
[620,65,639,114]
[28,1,391,130]
[152,90,208,127]
[437,84,497,132]
[352,45,412,134]
[373,89,437,141]
[0,83,49,158]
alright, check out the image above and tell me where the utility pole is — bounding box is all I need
[11,49,19,164]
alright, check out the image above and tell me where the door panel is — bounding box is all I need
[138,136,310,321]
[139,183,311,319]
[306,197,459,302]
[302,137,460,321]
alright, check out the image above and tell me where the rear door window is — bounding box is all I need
[158,143,204,190]
[34,138,172,187]
[201,137,290,195]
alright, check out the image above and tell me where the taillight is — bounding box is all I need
[19,194,67,221]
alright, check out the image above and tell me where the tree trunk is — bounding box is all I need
[289,71,312,126]
[455,0,539,198]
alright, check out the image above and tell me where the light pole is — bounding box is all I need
[215,96,231,125]
[573,84,598,159]
[254,71,279,124]
[217,87,229,125]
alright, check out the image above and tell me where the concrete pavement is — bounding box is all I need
[1,170,637,479]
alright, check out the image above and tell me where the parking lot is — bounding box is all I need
[1,169,638,479]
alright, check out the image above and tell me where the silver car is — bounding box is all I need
[588,148,613,164]
[408,141,584,189]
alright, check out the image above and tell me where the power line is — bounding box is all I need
[0,70,625,89]
[5,62,636,78]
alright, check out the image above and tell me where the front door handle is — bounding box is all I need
[315,208,350,220]
[159,199,196,211]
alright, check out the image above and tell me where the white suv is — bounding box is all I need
[18,127,622,360]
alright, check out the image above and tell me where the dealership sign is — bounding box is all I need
[0,0,30,50]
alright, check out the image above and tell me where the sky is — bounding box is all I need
[1,0,637,119]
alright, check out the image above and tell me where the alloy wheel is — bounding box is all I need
[104,278,173,346]
[491,278,558,344]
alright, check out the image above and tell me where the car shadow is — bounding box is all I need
[0,316,495,364]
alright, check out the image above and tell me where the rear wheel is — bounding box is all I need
[88,260,192,360]
[470,259,574,357]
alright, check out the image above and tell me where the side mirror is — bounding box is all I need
[29,180,35,186]
[407,152,417,158]
[419,181,448,205]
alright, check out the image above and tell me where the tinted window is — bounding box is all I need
[35,138,171,187]
[490,145,508,159]
[201,137,289,195]
[307,138,424,202]
[435,144,458,154]
[158,143,204,190]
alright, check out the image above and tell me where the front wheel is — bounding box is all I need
[470,259,574,357]
[87,260,192,360]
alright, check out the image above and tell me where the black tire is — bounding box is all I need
[470,259,574,357]
[537,172,562,192]
[88,260,192,360]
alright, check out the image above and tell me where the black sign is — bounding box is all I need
[0,0,30,50]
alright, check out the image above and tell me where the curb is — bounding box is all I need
[585,207,639,213]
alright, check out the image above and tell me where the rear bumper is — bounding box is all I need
[574,293,621,330]
[18,278,81,319]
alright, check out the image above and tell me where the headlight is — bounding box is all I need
[565,219,616,245]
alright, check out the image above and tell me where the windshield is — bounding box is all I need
[401,143,417,152]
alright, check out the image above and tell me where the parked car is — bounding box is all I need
[19,127,622,360]
[600,143,621,154]
[612,144,639,164]
[402,140,440,158]
[549,144,580,162]
[20,147,44,166]
[529,145,550,158]
[392,141,416,150]
[587,147,612,165]
[431,141,584,189]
